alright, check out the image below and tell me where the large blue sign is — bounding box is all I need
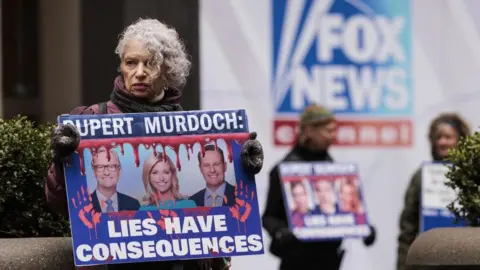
[60,110,264,266]
[272,0,413,147]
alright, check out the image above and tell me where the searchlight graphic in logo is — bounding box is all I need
[272,0,412,147]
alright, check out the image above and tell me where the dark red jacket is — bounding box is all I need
[45,101,121,214]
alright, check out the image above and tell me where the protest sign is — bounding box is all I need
[278,162,371,241]
[59,109,264,266]
[420,162,466,232]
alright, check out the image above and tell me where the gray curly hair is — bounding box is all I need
[115,18,191,89]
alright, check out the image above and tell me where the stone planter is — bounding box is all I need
[0,237,105,270]
[406,227,480,270]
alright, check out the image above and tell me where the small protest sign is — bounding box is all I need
[278,162,370,241]
[420,162,466,232]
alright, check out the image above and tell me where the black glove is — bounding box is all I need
[363,225,376,247]
[51,123,81,163]
[275,227,297,245]
[211,257,232,270]
[240,132,264,175]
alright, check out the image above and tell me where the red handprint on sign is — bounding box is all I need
[229,180,254,233]
[71,185,102,240]
[146,209,178,230]
[147,209,179,240]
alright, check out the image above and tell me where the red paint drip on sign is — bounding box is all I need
[74,133,249,175]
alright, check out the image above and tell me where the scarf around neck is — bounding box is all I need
[110,76,183,113]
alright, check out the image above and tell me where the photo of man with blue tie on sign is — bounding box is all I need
[189,144,236,207]
[89,147,140,213]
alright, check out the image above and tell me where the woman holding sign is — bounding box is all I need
[139,152,197,210]
[45,18,264,270]
[396,113,470,270]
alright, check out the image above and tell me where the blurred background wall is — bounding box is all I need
[0,0,200,122]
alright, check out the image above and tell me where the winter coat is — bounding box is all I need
[396,168,421,270]
[262,144,344,270]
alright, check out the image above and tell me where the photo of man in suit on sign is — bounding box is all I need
[312,180,338,215]
[89,147,140,212]
[189,144,236,207]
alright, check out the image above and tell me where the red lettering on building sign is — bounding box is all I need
[273,118,413,147]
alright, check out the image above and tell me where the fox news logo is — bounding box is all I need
[272,0,412,147]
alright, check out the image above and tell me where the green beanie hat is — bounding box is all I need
[300,104,334,126]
